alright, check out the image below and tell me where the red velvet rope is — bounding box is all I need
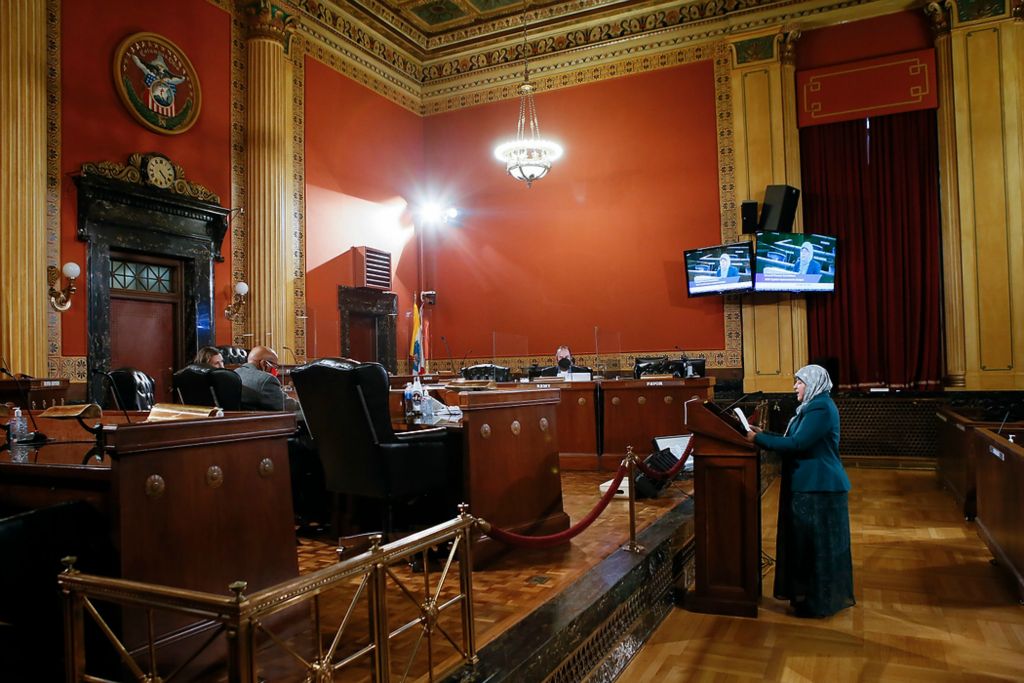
[634,439,695,481]
[482,464,629,548]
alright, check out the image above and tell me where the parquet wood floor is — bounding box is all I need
[617,469,1024,682]
[235,471,694,681]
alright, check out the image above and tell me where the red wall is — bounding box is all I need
[421,60,723,361]
[796,10,932,71]
[303,57,423,360]
[60,0,233,353]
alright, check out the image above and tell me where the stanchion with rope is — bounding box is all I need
[475,440,696,553]
[622,446,643,553]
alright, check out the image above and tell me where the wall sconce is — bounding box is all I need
[224,281,248,321]
[48,262,80,312]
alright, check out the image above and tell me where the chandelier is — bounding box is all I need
[492,5,562,187]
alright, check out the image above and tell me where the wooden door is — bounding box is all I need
[111,299,176,403]
[349,313,377,363]
[109,254,183,404]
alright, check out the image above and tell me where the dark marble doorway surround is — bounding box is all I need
[74,174,229,404]
[338,286,397,373]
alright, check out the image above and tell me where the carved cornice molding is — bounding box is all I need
[291,0,921,115]
[80,154,221,204]
[242,0,299,49]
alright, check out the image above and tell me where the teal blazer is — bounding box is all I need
[754,393,850,493]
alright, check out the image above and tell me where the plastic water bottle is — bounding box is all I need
[421,387,434,418]
[403,383,413,416]
[9,407,28,443]
[411,376,423,415]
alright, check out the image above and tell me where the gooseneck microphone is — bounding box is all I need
[93,368,133,424]
[0,362,48,444]
[460,348,473,373]
[721,390,764,414]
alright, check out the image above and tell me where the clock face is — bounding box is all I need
[145,156,175,189]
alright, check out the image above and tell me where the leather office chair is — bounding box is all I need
[633,356,668,379]
[461,363,511,382]
[106,367,156,411]
[172,365,243,410]
[291,358,457,537]
[217,345,249,366]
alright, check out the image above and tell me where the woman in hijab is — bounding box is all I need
[746,364,854,618]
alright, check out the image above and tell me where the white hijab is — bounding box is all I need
[794,364,833,415]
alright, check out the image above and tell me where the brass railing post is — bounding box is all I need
[226,580,252,683]
[623,446,645,553]
[368,533,390,682]
[61,557,84,683]
[458,503,478,667]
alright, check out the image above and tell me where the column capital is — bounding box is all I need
[241,1,297,49]
[924,1,952,38]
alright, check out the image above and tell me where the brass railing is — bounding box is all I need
[60,505,478,682]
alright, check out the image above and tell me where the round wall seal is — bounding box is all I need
[113,32,201,135]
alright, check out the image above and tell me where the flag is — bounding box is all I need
[410,301,424,375]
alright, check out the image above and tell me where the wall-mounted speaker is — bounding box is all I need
[758,184,800,232]
[740,201,759,234]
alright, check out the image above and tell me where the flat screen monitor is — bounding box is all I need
[754,232,837,292]
[684,242,754,297]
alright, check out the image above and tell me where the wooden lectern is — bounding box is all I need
[683,399,760,617]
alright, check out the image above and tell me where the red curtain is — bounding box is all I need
[800,109,943,389]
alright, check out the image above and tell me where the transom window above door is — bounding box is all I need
[110,259,175,293]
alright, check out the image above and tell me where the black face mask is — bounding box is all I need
[557,357,572,371]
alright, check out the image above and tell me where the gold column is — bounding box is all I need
[950,7,1024,389]
[733,32,807,393]
[0,0,47,377]
[927,2,967,388]
[242,1,295,353]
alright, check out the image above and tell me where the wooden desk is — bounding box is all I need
[973,427,1024,602]
[0,377,70,409]
[935,407,1024,520]
[1,411,298,594]
[456,389,570,563]
[600,378,715,462]
[526,380,600,469]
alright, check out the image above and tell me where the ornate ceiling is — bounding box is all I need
[303,0,763,59]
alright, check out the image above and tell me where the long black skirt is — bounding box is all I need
[774,488,855,618]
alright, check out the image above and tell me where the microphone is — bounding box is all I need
[440,336,454,373]
[0,363,48,444]
[282,345,298,364]
[92,369,133,424]
[460,348,473,372]
[997,408,1011,435]
[721,391,764,414]
[673,345,688,360]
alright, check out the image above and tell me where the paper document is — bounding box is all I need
[733,407,751,432]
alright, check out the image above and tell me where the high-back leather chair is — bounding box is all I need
[106,368,156,411]
[217,345,249,367]
[633,356,668,379]
[461,364,511,382]
[291,358,456,536]
[172,365,243,410]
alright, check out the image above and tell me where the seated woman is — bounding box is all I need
[193,346,225,369]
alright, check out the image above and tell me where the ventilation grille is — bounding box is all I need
[353,246,391,290]
[836,397,944,458]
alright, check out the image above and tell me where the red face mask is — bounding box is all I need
[269,366,279,377]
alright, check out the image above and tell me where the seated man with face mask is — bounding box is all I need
[235,345,300,413]
[539,345,591,378]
